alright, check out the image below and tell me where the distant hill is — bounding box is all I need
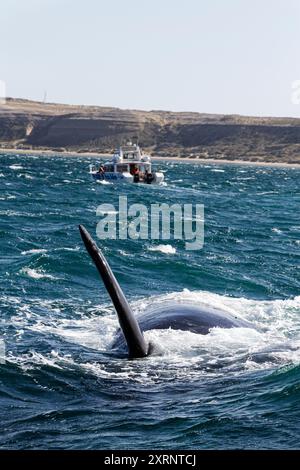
[0,98,300,163]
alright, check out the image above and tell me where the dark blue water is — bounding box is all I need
[0,153,300,449]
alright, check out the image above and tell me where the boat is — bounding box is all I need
[89,143,164,184]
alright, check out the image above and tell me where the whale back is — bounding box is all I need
[79,225,253,358]
[111,302,253,351]
[138,303,252,333]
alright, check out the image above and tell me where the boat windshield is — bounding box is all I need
[116,164,128,173]
[104,164,114,172]
[123,152,138,160]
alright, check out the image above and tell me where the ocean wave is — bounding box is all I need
[96,210,118,215]
[117,249,131,257]
[96,180,111,185]
[9,164,23,170]
[1,155,299,448]
[20,268,59,280]
[17,173,34,179]
[57,246,80,252]
[0,210,38,217]
[21,249,48,255]
[148,244,177,254]
[257,191,278,195]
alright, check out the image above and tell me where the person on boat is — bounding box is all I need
[98,165,104,174]
[131,166,139,182]
[144,169,154,184]
[130,164,137,175]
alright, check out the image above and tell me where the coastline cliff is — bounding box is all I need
[1,98,300,163]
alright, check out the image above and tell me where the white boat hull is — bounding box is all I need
[89,143,164,184]
[90,170,164,184]
[91,171,133,183]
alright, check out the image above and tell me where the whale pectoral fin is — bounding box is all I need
[79,225,148,358]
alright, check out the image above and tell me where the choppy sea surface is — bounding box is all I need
[0,153,300,449]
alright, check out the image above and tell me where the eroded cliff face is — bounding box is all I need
[1,98,300,163]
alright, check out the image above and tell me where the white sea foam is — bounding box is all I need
[57,246,80,252]
[148,244,177,254]
[96,180,111,185]
[9,164,23,170]
[20,268,58,280]
[118,249,131,257]
[271,228,283,234]
[21,249,47,255]
[4,290,300,382]
[0,210,23,217]
[29,316,116,351]
[0,210,36,217]
[17,173,34,179]
[257,191,277,195]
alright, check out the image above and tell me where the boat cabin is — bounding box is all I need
[89,142,164,184]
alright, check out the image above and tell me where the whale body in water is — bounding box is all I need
[79,225,253,358]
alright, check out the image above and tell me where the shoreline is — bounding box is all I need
[0,147,300,168]
[0,148,112,158]
[151,156,300,168]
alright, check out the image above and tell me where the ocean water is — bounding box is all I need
[0,152,300,450]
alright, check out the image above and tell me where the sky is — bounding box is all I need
[1,0,300,117]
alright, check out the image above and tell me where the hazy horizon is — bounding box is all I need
[1,0,300,118]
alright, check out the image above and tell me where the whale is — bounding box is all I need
[79,225,253,358]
